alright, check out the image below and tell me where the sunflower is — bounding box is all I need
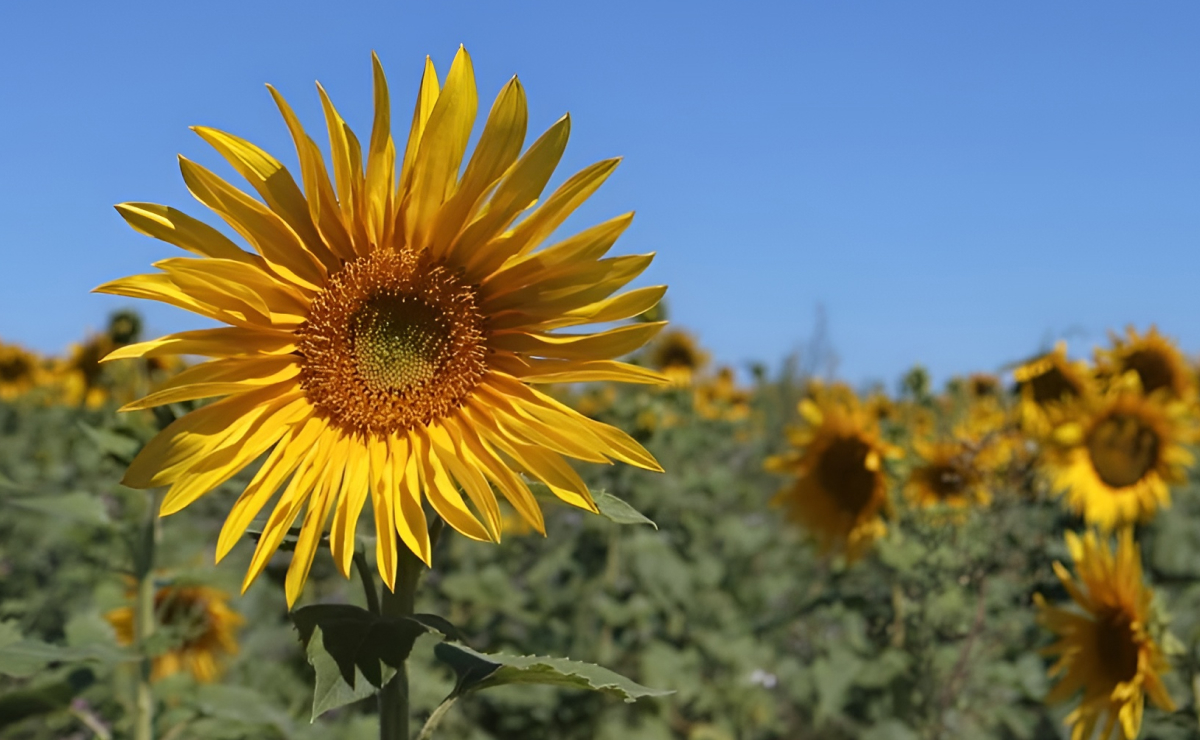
[1096,326,1194,401]
[56,333,116,409]
[1042,378,1193,530]
[0,342,44,400]
[967,373,1001,399]
[648,329,707,386]
[107,584,244,683]
[766,394,897,561]
[694,366,751,422]
[97,50,668,606]
[1035,529,1174,740]
[904,438,995,509]
[1013,341,1094,433]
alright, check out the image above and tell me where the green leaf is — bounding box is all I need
[305,625,394,721]
[433,642,672,703]
[0,635,131,678]
[292,604,459,690]
[0,668,95,730]
[594,491,657,529]
[77,422,141,462]
[6,492,110,525]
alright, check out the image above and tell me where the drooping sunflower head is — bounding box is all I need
[1013,341,1094,433]
[905,439,994,510]
[107,584,244,683]
[0,342,45,400]
[648,329,708,387]
[1043,380,1193,530]
[1035,529,1174,740]
[98,49,669,605]
[766,394,896,561]
[1096,325,1194,401]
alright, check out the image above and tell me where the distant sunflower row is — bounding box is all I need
[758,325,1192,740]
[0,311,185,408]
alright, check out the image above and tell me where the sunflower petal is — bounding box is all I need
[115,203,255,264]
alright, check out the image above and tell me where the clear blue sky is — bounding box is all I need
[1,2,1197,388]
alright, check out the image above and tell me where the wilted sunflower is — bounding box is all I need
[648,329,707,386]
[1096,326,1193,401]
[905,438,996,509]
[1013,341,1093,433]
[97,49,668,606]
[1043,377,1192,530]
[107,584,244,683]
[0,343,44,400]
[1035,529,1174,740]
[766,394,897,561]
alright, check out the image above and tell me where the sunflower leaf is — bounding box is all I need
[305,625,393,721]
[292,605,456,698]
[76,422,141,463]
[594,491,657,529]
[433,642,672,703]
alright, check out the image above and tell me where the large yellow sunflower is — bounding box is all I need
[98,49,667,606]
[766,394,897,561]
[107,584,244,683]
[1013,341,1094,434]
[1035,529,1174,740]
[1096,325,1194,401]
[1043,378,1193,530]
[0,342,44,400]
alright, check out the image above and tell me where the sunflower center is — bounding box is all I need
[0,356,32,382]
[927,463,968,499]
[1095,609,1140,683]
[1027,367,1080,405]
[1123,350,1173,395]
[297,249,487,436]
[817,437,878,515]
[1087,412,1160,489]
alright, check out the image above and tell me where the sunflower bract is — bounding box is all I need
[97,48,668,606]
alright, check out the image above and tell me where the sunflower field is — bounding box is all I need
[4,50,1200,740]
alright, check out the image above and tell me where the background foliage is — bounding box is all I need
[5,320,1200,739]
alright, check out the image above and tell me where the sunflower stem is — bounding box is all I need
[355,550,382,616]
[378,523,432,740]
[133,490,161,740]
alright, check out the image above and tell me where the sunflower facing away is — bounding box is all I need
[1042,374,1193,530]
[98,49,668,606]
[1035,529,1174,740]
[766,394,897,561]
[1096,326,1194,401]
[107,584,244,683]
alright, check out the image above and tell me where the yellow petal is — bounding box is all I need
[191,126,339,272]
[490,321,666,361]
[115,203,255,264]
[121,356,300,411]
[267,84,356,262]
[102,327,295,362]
[317,83,369,256]
[390,434,431,565]
[450,417,545,535]
[370,435,399,590]
[403,46,478,250]
[505,358,670,385]
[505,158,620,259]
[428,423,502,540]
[411,427,492,542]
[364,52,397,249]
[286,434,350,606]
[329,442,370,578]
[399,57,440,198]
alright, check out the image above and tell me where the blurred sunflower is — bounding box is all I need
[107,584,244,683]
[694,366,751,422]
[56,333,115,409]
[648,329,708,386]
[967,372,1001,399]
[905,438,996,509]
[1035,529,1174,740]
[98,49,668,605]
[1043,378,1192,530]
[766,394,897,561]
[0,343,44,400]
[1096,326,1193,401]
[1013,341,1093,433]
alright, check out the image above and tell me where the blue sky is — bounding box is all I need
[1,2,1197,388]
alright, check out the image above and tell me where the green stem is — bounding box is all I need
[415,698,457,740]
[355,551,382,616]
[378,517,441,740]
[133,491,160,740]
